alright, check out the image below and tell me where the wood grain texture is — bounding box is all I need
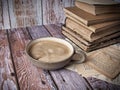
[63,0,74,7]
[50,70,92,90]
[1,0,74,29]
[87,77,120,90]
[8,0,42,28]
[0,0,2,29]
[24,0,42,26]
[7,0,17,28]
[8,28,56,90]
[0,30,17,90]
[28,24,92,90]
[27,25,51,39]
[42,0,64,25]
[1,0,10,29]
[42,0,74,25]
[44,24,65,39]
[0,0,10,29]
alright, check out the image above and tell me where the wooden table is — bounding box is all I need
[0,24,120,90]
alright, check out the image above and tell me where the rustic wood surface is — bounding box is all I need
[0,24,120,90]
[8,0,42,28]
[0,30,17,90]
[0,0,74,29]
[8,27,56,90]
[28,25,92,90]
[1,0,10,29]
[0,0,2,29]
[42,0,74,25]
[0,0,10,29]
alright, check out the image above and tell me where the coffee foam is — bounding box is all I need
[29,40,73,63]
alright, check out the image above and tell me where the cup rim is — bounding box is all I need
[25,37,74,64]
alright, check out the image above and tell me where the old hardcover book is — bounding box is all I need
[62,26,120,46]
[62,29,120,52]
[87,45,120,79]
[75,1,120,15]
[65,18,120,42]
[66,15,120,33]
[64,7,120,26]
[76,0,120,5]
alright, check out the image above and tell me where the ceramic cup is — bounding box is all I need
[26,37,86,70]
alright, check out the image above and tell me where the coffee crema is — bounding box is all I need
[29,40,71,63]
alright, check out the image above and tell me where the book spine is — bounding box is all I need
[65,14,96,32]
[95,5,120,15]
[63,8,88,25]
[66,18,93,40]
[62,26,91,46]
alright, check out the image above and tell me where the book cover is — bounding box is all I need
[65,18,120,42]
[76,0,120,5]
[62,27,120,52]
[75,1,120,15]
[64,7,120,25]
[66,14,120,33]
[62,26,120,46]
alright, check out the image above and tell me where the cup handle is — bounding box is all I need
[71,50,86,64]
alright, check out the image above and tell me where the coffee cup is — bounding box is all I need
[26,37,86,70]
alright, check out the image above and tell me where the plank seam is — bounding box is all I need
[43,25,54,37]
[6,0,12,28]
[48,71,59,90]
[1,0,4,28]
[26,27,33,39]
[41,0,43,25]
[6,29,20,90]
[82,77,94,90]
[43,25,63,89]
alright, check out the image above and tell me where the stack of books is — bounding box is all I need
[62,0,120,52]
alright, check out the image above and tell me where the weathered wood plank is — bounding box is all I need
[8,0,42,28]
[42,0,65,25]
[36,0,43,25]
[42,0,74,25]
[1,0,74,29]
[27,25,51,39]
[63,0,74,7]
[7,0,17,28]
[28,24,92,90]
[50,70,92,90]
[87,77,120,90]
[0,0,2,29]
[44,24,65,39]
[0,0,10,29]
[0,30,17,90]
[8,28,56,90]
[1,0,10,29]
[24,0,42,26]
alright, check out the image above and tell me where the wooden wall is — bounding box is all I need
[0,0,74,29]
